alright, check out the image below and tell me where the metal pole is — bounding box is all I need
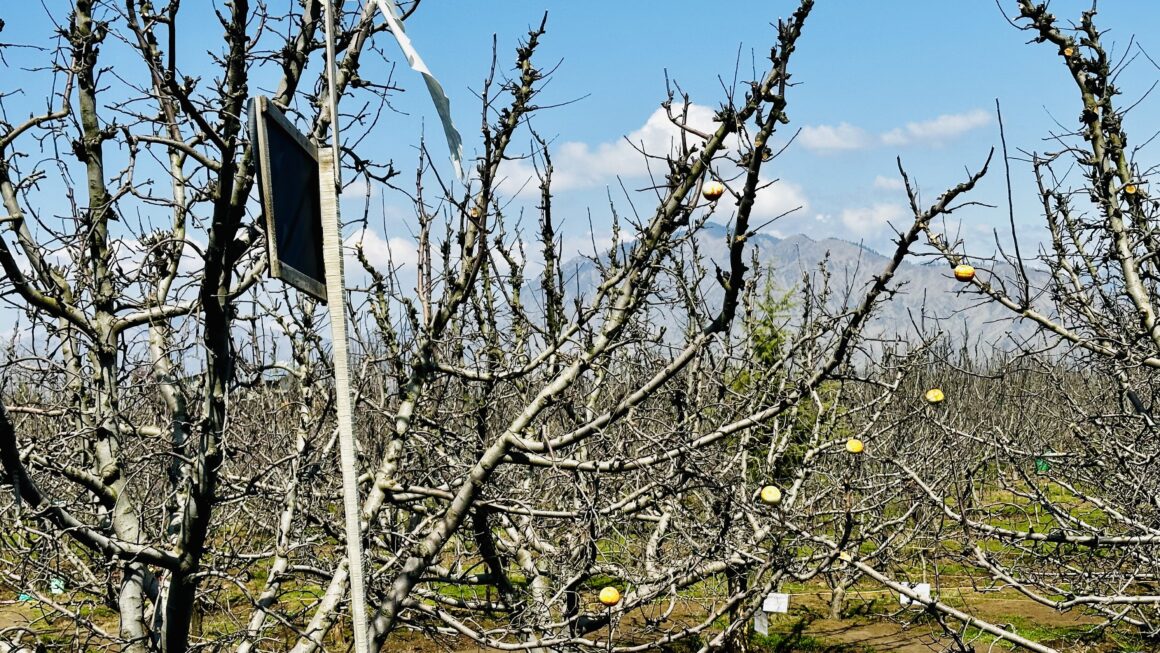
[319,148,370,653]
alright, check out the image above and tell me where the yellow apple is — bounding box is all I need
[953,264,975,282]
[924,388,945,404]
[845,438,864,454]
[760,485,782,505]
[1126,184,1138,195]
[702,181,726,201]
[599,586,621,606]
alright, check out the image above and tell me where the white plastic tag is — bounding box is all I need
[899,582,931,607]
[754,610,769,635]
[762,592,789,613]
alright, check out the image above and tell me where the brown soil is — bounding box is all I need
[0,602,35,642]
[803,619,941,653]
[777,589,1105,653]
[0,588,1120,652]
[797,601,1100,653]
[0,602,27,629]
[422,587,1109,653]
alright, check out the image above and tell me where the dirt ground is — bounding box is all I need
[0,602,25,629]
[770,590,1105,653]
[376,586,1111,653]
[795,599,1101,653]
[0,589,1119,652]
[0,601,35,645]
[424,588,1109,653]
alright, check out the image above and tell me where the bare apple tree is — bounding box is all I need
[281,3,999,651]
[0,1,402,650]
[907,0,1160,644]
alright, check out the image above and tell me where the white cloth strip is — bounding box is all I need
[372,0,465,180]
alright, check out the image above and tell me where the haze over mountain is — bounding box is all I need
[558,222,1040,349]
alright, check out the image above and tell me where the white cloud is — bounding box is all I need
[798,109,992,154]
[880,109,991,146]
[495,157,541,199]
[873,175,905,190]
[111,235,205,279]
[499,104,837,196]
[179,237,206,275]
[346,227,418,270]
[840,203,902,234]
[548,103,729,191]
[491,105,816,204]
[38,243,74,269]
[112,238,148,273]
[798,123,871,153]
[561,231,616,260]
[340,178,379,200]
[752,180,809,219]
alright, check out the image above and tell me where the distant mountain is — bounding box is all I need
[553,222,1041,348]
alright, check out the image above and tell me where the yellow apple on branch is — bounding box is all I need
[702,180,726,201]
[760,485,782,505]
[599,586,621,606]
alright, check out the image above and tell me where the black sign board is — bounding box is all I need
[249,96,327,302]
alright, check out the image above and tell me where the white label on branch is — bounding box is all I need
[762,592,789,613]
[753,610,769,635]
[899,582,931,607]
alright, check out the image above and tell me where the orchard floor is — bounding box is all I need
[389,587,1115,653]
[0,588,1126,652]
[0,604,16,629]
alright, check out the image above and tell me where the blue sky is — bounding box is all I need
[2,0,1160,341]
[362,0,1160,257]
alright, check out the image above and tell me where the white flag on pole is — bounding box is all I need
[373,0,465,180]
